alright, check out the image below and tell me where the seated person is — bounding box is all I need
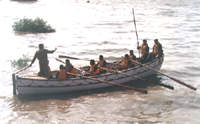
[120,54,132,69]
[97,55,107,73]
[65,59,79,77]
[97,55,107,67]
[56,65,66,80]
[89,59,100,75]
[129,50,137,65]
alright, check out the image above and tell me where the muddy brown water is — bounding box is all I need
[0,0,200,123]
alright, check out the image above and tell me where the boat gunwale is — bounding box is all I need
[16,56,163,81]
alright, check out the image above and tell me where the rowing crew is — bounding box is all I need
[29,39,163,79]
[55,55,108,79]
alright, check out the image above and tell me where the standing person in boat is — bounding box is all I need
[153,39,163,58]
[89,59,100,75]
[137,39,149,63]
[30,44,57,77]
[120,54,132,69]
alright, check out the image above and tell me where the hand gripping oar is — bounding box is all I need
[67,72,147,94]
[59,55,174,90]
[131,59,197,91]
[55,58,147,94]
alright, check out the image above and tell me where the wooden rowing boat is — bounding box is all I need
[12,56,164,96]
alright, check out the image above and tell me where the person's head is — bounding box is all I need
[143,39,147,44]
[90,59,95,65]
[60,65,65,70]
[39,44,44,50]
[125,54,129,59]
[154,39,159,44]
[129,50,134,55]
[65,59,70,64]
[99,55,104,60]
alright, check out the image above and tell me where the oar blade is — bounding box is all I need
[159,83,174,90]
[170,77,197,91]
[58,55,67,58]
[55,58,65,64]
[58,55,84,60]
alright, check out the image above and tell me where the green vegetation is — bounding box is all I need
[11,55,31,68]
[12,18,56,33]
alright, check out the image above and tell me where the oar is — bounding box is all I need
[59,55,90,61]
[131,59,197,91]
[55,58,147,94]
[67,72,147,94]
[100,66,174,90]
[15,65,31,74]
[55,58,65,64]
[59,55,174,90]
[159,83,174,90]
[100,66,146,81]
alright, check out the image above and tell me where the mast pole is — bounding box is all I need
[132,8,140,57]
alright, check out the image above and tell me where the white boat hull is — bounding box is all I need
[13,57,164,96]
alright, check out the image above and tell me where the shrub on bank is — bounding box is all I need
[11,55,31,68]
[12,18,56,33]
